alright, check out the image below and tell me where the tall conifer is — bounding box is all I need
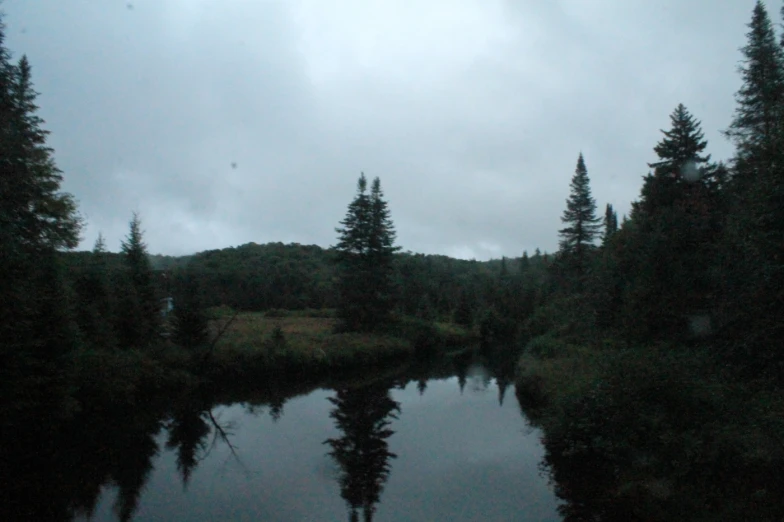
[335,174,400,331]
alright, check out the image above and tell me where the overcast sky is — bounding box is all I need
[2,0,762,259]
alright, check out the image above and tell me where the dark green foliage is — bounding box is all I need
[117,213,160,348]
[516,7,784,518]
[716,2,784,374]
[171,273,209,351]
[613,104,722,340]
[325,382,400,522]
[601,204,617,245]
[165,405,210,489]
[415,293,436,322]
[558,153,601,256]
[724,1,784,175]
[453,290,474,327]
[519,250,530,273]
[478,307,517,345]
[334,174,400,331]
[649,103,711,177]
[557,153,601,289]
[1,53,82,252]
[0,18,82,416]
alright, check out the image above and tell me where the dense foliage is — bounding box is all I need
[334,174,401,331]
[513,3,784,519]
[4,2,784,519]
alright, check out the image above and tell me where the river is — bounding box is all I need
[67,353,559,521]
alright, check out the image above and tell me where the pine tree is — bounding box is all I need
[335,174,400,331]
[93,232,106,253]
[0,20,82,410]
[559,153,601,254]
[650,103,711,177]
[621,105,720,340]
[602,204,618,244]
[718,1,784,368]
[6,55,81,250]
[117,213,159,347]
[558,153,600,286]
[635,104,713,214]
[724,1,784,179]
[519,251,530,273]
[73,232,116,349]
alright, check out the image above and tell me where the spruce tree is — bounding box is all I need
[117,213,159,347]
[519,251,530,273]
[0,19,82,411]
[602,204,618,244]
[559,153,601,254]
[93,232,106,253]
[7,55,81,250]
[558,153,600,286]
[719,1,784,367]
[650,103,711,177]
[633,105,713,219]
[73,232,116,349]
[621,105,719,339]
[335,173,400,331]
[724,1,784,179]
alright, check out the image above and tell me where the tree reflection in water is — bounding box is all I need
[325,381,401,522]
[165,399,212,489]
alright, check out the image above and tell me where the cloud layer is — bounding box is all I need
[4,0,756,258]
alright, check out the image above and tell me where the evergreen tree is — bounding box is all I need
[117,213,159,347]
[621,105,719,339]
[718,1,784,370]
[6,55,81,250]
[73,233,116,349]
[559,153,601,255]
[633,104,714,220]
[519,251,530,273]
[650,103,711,177]
[334,174,400,331]
[602,204,618,244]
[724,1,784,184]
[558,153,601,287]
[0,20,82,411]
[93,232,106,253]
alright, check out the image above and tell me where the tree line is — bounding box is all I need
[4,0,784,412]
[525,0,784,385]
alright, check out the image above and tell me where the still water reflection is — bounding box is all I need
[64,358,558,521]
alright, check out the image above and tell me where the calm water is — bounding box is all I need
[73,362,558,521]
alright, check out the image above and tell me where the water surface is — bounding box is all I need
[78,361,558,521]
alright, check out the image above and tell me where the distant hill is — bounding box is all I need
[61,242,549,317]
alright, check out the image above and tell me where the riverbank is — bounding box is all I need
[515,335,784,520]
[65,310,478,411]
[205,310,478,382]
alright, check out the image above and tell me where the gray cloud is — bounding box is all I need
[3,0,757,259]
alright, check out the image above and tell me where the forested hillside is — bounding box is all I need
[62,241,551,328]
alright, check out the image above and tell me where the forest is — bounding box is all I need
[2,2,784,520]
